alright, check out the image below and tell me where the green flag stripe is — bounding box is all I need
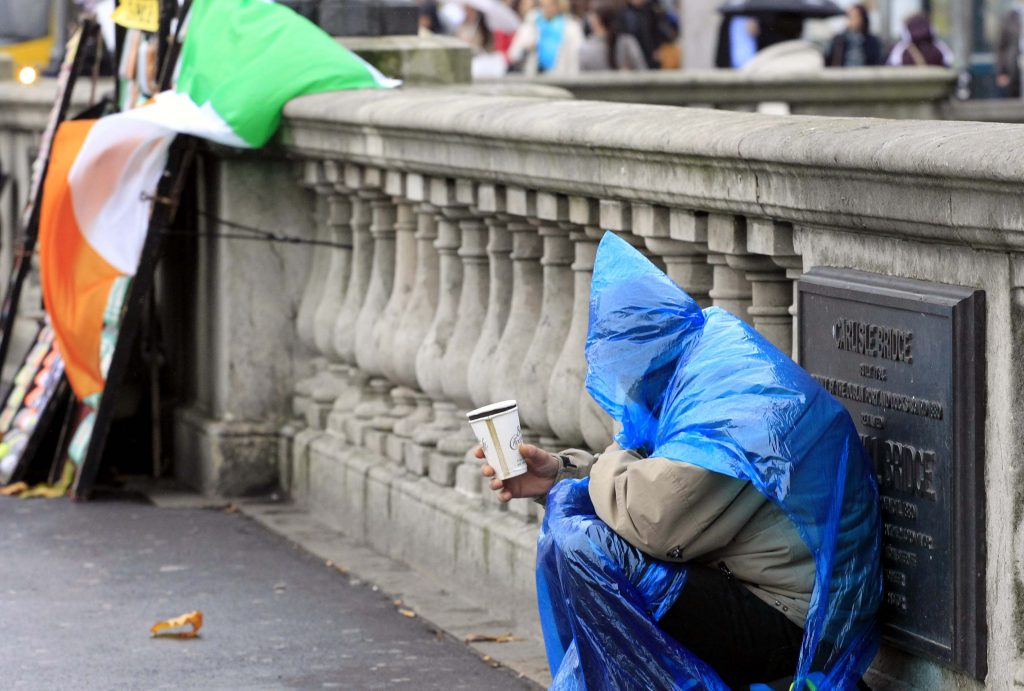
[176,0,392,148]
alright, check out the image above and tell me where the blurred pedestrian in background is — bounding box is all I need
[618,0,670,68]
[886,12,952,66]
[739,11,824,74]
[580,2,647,70]
[418,1,443,35]
[716,15,758,68]
[655,13,682,69]
[825,4,882,67]
[995,2,1024,97]
[508,0,584,74]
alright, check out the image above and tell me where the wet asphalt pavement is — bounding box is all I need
[0,494,536,690]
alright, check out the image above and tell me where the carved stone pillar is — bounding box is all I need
[306,175,354,427]
[388,175,439,466]
[292,160,333,419]
[406,179,463,477]
[432,184,490,487]
[467,184,513,410]
[517,194,574,449]
[600,199,664,269]
[348,170,397,446]
[706,214,753,323]
[295,160,330,363]
[664,209,714,307]
[488,188,542,411]
[456,195,515,498]
[747,219,802,358]
[376,171,419,386]
[547,197,602,448]
[325,166,375,438]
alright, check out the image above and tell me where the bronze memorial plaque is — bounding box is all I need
[798,268,985,678]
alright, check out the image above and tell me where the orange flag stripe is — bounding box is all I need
[39,120,122,400]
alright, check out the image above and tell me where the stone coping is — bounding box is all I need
[281,88,1024,251]
[482,66,957,106]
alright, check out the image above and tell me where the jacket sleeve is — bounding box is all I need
[587,443,760,561]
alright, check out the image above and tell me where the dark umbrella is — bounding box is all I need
[717,0,844,18]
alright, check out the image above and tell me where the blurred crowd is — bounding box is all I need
[718,5,952,74]
[417,0,680,77]
[419,0,959,79]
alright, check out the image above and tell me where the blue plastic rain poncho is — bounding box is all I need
[536,232,881,690]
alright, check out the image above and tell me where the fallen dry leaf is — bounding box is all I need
[18,460,74,499]
[150,610,203,639]
[325,560,334,568]
[392,599,403,607]
[482,655,493,662]
[398,608,416,618]
[464,633,523,644]
[0,482,28,496]
[223,503,239,513]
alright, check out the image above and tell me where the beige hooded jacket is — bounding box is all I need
[553,443,815,629]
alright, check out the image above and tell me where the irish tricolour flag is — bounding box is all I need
[40,0,396,406]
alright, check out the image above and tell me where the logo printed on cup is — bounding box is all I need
[509,425,523,450]
[466,400,528,481]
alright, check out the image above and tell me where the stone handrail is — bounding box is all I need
[282,89,1024,250]
[478,66,958,118]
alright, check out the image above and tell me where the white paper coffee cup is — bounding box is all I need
[466,400,527,481]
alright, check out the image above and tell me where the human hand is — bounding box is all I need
[997,73,1011,88]
[477,443,559,502]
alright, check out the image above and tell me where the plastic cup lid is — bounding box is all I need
[466,399,518,422]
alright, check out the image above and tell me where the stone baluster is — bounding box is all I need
[706,214,754,323]
[325,165,375,438]
[388,174,440,466]
[305,167,354,428]
[295,159,331,362]
[488,188,542,415]
[407,179,464,477]
[355,172,419,456]
[376,171,418,386]
[348,169,398,446]
[546,197,602,449]
[467,184,513,410]
[456,185,514,498]
[292,160,334,418]
[667,209,713,307]
[432,181,490,487]
[485,189,544,518]
[600,199,665,269]
[517,193,575,450]
[746,219,802,358]
[636,203,715,307]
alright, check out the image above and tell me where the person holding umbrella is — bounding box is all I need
[715,0,844,70]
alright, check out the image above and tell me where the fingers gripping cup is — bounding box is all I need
[466,400,527,481]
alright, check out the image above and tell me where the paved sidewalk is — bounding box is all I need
[0,494,536,690]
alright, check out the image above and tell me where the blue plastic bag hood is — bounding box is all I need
[537,232,881,689]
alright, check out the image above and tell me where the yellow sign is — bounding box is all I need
[112,0,160,33]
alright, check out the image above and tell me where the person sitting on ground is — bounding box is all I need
[476,233,881,689]
[579,2,647,72]
[825,4,883,67]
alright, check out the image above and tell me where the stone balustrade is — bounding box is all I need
[486,66,958,119]
[267,89,1024,689]
[5,78,1024,689]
